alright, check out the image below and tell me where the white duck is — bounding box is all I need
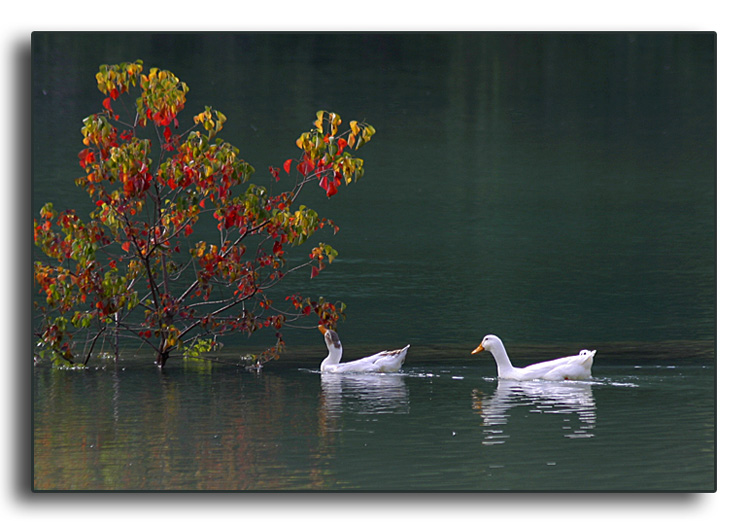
[472,335,596,381]
[318,325,409,373]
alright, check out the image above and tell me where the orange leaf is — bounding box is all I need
[121,241,131,252]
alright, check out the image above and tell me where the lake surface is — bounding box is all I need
[33,349,715,491]
[31,33,716,491]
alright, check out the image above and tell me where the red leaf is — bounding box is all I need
[311,266,320,279]
[337,137,347,152]
[78,149,96,168]
[320,176,337,197]
[283,159,292,174]
[184,224,193,236]
[121,241,131,252]
[163,126,172,141]
[103,97,112,112]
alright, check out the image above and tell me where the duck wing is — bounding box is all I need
[518,351,596,381]
[326,345,410,374]
[365,345,410,372]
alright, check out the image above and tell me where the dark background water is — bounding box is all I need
[32,32,715,359]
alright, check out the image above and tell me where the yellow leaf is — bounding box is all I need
[349,120,360,135]
[330,113,340,135]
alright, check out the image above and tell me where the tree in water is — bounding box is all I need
[33,60,375,369]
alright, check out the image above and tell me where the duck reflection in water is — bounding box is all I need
[318,373,409,432]
[471,380,597,445]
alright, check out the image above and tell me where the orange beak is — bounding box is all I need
[318,325,328,335]
[471,344,485,355]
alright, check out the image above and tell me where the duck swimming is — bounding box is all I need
[472,335,595,381]
[318,325,409,373]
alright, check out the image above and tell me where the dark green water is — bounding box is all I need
[32,32,716,491]
[33,354,714,491]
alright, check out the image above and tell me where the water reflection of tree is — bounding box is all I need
[34,369,347,490]
[471,380,597,445]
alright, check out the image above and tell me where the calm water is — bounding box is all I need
[33,349,715,491]
[32,33,716,491]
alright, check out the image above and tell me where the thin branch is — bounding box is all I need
[82,327,106,366]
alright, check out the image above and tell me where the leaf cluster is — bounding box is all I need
[33,61,375,368]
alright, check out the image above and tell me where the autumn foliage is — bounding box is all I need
[33,60,375,368]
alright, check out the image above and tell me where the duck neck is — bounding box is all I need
[321,344,343,369]
[490,341,515,378]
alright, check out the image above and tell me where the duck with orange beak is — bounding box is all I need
[472,334,596,381]
[318,325,410,373]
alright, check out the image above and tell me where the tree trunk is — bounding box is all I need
[113,312,120,363]
[156,349,169,368]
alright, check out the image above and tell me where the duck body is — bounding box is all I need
[319,325,409,373]
[472,335,595,381]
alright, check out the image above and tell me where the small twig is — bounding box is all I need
[82,327,106,366]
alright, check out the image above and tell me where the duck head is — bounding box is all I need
[471,334,503,355]
[318,325,342,351]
